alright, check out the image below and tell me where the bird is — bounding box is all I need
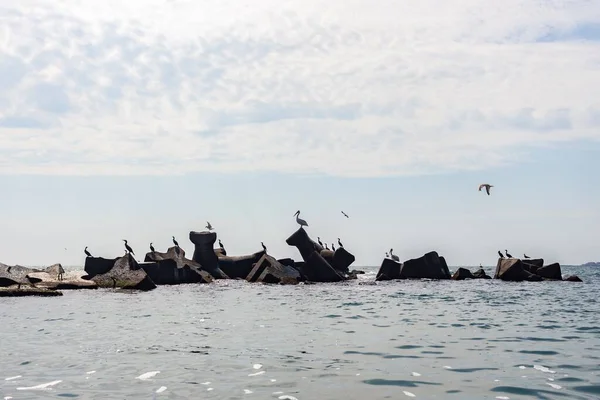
[385,252,389,258]
[7,266,11,273]
[206,221,213,231]
[478,184,494,195]
[505,249,513,258]
[498,250,505,258]
[123,239,135,256]
[317,237,323,247]
[389,248,400,262]
[261,242,267,252]
[324,243,329,250]
[172,236,179,247]
[57,264,65,281]
[293,210,308,228]
[338,238,344,248]
[523,253,530,259]
[84,246,92,257]
[341,211,349,218]
[150,243,155,252]
[332,243,336,251]
[219,239,225,250]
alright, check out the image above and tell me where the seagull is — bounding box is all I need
[150,243,155,252]
[338,238,344,248]
[523,253,530,259]
[498,250,504,259]
[389,248,400,262]
[293,210,308,228]
[341,211,349,218]
[206,221,213,231]
[505,249,513,258]
[478,184,494,195]
[123,239,135,256]
[84,246,92,257]
[317,237,323,247]
[261,242,267,252]
[219,239,225,250]
[172,236,179,247]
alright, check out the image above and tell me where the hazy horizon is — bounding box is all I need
[1,0,599,267]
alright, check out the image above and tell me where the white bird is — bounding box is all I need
[389,248,400,262]
[478,184,494,195]
[206,221,213,231]
[293,210,308,228]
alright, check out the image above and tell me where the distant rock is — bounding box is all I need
[494,258,543,281]
[375,258,402,281]
[377,251,451,281]
[143,246,213,284]
[536,262,562,280]
[581,261,600,267]
[218,251,265,279]
[521,258,543,274]
[472,268,492,279]
[452,267,492,280]
[87,254,156,291]
[246,254,301,284]
[564,275,583,282]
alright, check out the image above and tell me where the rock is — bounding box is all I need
[332,247,356,274]
[90,254,156,290]
[143,246,213,284]
[285,227,322,261]
[218,251,265,279]
[84,257,119,277]
[0,286,63,297]
[0,263,38,287]
[400,251,451,279]
[303,251,346,282]
[376,258,403,281]
[521,258,544,274]
[472,268,492,279]
[564,275,583,282]
[452,267,475,280]
[215,248,227,257]
[246,254,301,284]
[189,231,229,279]
[536,262,562,280]
[277,258,295,268]
[494,258,543,282]
[26,270,98,290]
[350,269,365,275]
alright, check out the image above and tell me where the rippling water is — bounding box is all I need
[1,265,599,399]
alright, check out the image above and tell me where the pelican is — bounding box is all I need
[505,249,513,258]
[84,246,92,257]
[219,239,225,250]
[206,221,213,231]
[150,243,155,252]
[123,239,135,256]
[498,250,504,258]
[293,210,308,228]
[338,238,344,248]
[341,211,349,218]
[261,242,267,252]
[523,253,530,259]
[172,236,179,247]
[317,237,323,247]
[478,184,494,195]
[389,248,399,262]
[332,243,336,251]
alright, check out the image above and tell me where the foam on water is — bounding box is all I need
[136,371,160,380]
[16,380,62,391]
[4,376,21,381]
[156,386,167,393]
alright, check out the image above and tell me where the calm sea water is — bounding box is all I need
[1,265,599,400]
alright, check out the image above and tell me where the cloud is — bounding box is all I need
[0,0,599,177]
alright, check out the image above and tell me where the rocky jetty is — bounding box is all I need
[246,254,301,284]
[217,251,265,279]
[452,267,492,280]
[376,251,451,281]
[85,253,156,291]
[494,257,580,282]
[143,246,213,284]
[189,231,229,279]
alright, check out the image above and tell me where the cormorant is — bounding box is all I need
[172,236,179,247]
[293,210,308,228]
[338,238,344,248]
[505,249,513,258]
[123,239,135,256]
[478,184,494,195]
[324,243,329,250]
[219,239,225,250]
[57,264,65,281]
[7,266,11,273]
[385,252,389,258]
[341,211,349,218]
[206,221,213,231]
[523,253,530,259]
[261,242,267,252]
[84,246,92,257]
[390,248,400,262]
[498,250,504,258]
[317,237,323,247]
[332,243,336,251]
[150,243,155,252]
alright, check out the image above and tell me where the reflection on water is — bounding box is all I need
[1,266,599,399]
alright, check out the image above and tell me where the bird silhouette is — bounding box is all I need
[150,243,155,252]
[338,238,344,248]
[332,243,336,251]
[523,253,530,259]
[123,240,135,256]
[478,183,494,195]
[206,221,213,231]
[219,239,225,250]
[505,249,513,258]
[389,248,399,262]
[84,246,92,257]
[261,242,267,252]
[498,250,505,258]
[341,211,349,218]
[317,237,323,247]
[294,210,308,227]
[172,236,179,247]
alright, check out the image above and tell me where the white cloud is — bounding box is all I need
[0,0,599,177]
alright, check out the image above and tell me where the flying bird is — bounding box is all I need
[172,236,179,247]
[523,253,530,259]
[123,239,135,256]
[389,248,400,262]
[261,242,267,252]
[478,184,494,195]
[505,249,513,258]
[338,238,344,248]
[150,243,155,252]
[293,210,308,228]
[498,250,504,259]
[205,221,213,231]
[341,211,349,218]
[84,246,92,257]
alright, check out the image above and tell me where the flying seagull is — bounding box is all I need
[84,246,92,257]
[206,221,213,231]
[294,210,308,228]
[341,211,349,218]
[478,184,494,195]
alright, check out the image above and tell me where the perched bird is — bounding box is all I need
[390,248,399,262]
[523,253,530,259]
[505,249,513,258]
[385,252,389,258]
[294,210,308,228]
[332,243,336,251]
[123,239,135,256]
[7,266,11,273]
[261,242,267,252]
[478,184,494,195]
[324,243,329,250]
[84,246,92,257]
[498,250,505,259]
[317,237,323,247]
[341,211,349,218]
[219,239,225,250]
[57,264,65,281]
[172,236,179,247]
[150,243,155,252]
[338,238,344,248]
[206,221,213,231]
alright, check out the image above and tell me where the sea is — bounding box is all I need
[1,265,599,400]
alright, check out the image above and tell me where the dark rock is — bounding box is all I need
[452,267,475,280]
[90,254,156,290]
[376,258,403,281]
[218,251,265,279]
[189,231,229,279]
[143,246,213,284]
[332,247,356,274]
[303,251,346,282]
[0,287,63,297]
[286,227,322,261]
[472,268,492,279]
[0,263,37,287]
[536,263,562,280]
[246,254,301,284]
[84,257,119,278]
[564,275,583,282]
[494,258,543,282]
[215,248,227,257]
[400,252,451,279]
[522,258,543,274]
[277,258,295,267]
[350,269,365,275]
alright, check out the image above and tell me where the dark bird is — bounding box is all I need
[150,243,155,252]
[338,238,344,248]
[7,266,11,273]
[317,237,323,247]
[332,243,336,251]
[324,243,329,250]
[385,252,389,258]
[123,239,135,256]
[478,183,494,195]
[84,246,92,257]
[505,249,513,258]
[498,250,504,258]
[172,236,179,247]
[261,242,267,252]
[219,239,225,250]
[341,211,349,218]
[206,221,213,231]
[523,253,530,259]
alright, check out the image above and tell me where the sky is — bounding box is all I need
[0,0,599,267]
